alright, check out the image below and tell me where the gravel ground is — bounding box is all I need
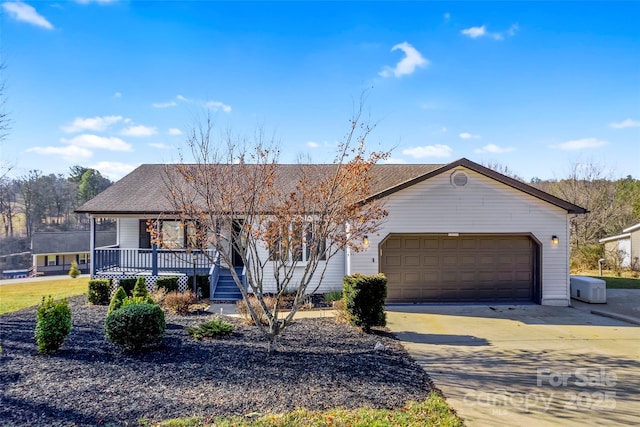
[0,296,433,426]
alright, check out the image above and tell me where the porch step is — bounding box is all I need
[212,267,243,301]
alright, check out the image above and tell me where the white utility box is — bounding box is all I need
[570,276,606,303]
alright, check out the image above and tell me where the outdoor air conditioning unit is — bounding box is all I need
[570,276,606,303]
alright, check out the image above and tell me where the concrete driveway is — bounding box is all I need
[386,301,640,426]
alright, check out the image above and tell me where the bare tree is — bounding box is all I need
[159,109,389,352]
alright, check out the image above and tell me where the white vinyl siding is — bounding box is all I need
[350,167,571,306]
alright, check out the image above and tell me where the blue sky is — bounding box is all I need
[1,1,639,181]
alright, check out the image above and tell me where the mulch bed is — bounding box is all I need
[0,296,433,426]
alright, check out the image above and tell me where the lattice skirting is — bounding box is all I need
[94,273,189,294]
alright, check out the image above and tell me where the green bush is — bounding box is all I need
[105,304,166,351]
[156,276,179,293]
[87,279,111,305]
[122,295,155,307]
[118,278,137,296]
[343,273,387,332]
[570,243,604,271]
[108,286,128,315]
[68,260,81,278]
[187,317,234,340]
[133,277,149,298]
[35,296,72,354]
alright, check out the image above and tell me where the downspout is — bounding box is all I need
[90,216,96,277]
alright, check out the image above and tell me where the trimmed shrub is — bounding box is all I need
[118,278,137,296]
[68,260,81,278]
[35,296,72,354]
[236,295,277,326]
[87,279,111,305]
[163,290,196,315]
[343,273,387,332]
[156,276,179,293]
[133,277,149,298]
[105,304,166,351]
[122,295,155,308]
[187,317,234,340]
[108,286,128,315]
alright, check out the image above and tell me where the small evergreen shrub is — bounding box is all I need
[87,279,111,305]
[236,295,276,326]
[163,291,196,315]
[68,260,81,278]
[118,278,137,296]
[35,296,72,354]
[133,277,149,298]
[108,286,128,315]
[156,276,179,293]
[121,295,155,308]
[343,273,387,332]
[105,304,166,351]
[187,317,234,340]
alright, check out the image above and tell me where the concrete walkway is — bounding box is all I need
[386,303,640,427]
[571,289,640,325]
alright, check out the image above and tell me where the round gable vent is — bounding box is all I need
[451,171,468,187]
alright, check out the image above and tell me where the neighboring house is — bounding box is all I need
[31,231,117,276]
[76,158,586,306]
[599,223,640,270]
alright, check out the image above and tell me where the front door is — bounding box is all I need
[231,220,245,267]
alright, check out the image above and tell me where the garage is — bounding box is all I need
[381,234,538,303]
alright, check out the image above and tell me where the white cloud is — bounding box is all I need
[168,128,182,136]
[461,24,518,40]
[91,161,137,181]
[26,145,92,160]
[61,115,123,133]
[461,26,486,39]
[61,134,133,151]
[306,141,319,148]
[113,92,122,98]
[610,118,640,129]
[402,144,452,158]
[152,100,178,109]
[379,42,428,78]
[474,144,515,154]
[148,143,171,150]
[154,95,232,112]
[120,125,157,137]
[205,100,232,113]
[459,132,480,140]
[2,1,54,30]
[553,137,608,151]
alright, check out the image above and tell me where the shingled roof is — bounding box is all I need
[75,158,587,215]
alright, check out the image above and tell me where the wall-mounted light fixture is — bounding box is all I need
[551,235,559,245]
[363,236,370,249]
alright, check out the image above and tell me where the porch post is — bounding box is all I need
[90,216,96,277]
[152,243,158,276]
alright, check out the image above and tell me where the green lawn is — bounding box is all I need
[0,277,89,314]
[154,392,464,427]
[592,276,640,289]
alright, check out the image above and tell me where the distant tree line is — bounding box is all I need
[0,166,112,239]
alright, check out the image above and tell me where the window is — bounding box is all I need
[47,255,57,266]
[160,220,186,249]
[78,253,89,265]
[139,220,152,249]
[269,221,326,262]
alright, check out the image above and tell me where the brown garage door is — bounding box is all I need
[381,234,535,303]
